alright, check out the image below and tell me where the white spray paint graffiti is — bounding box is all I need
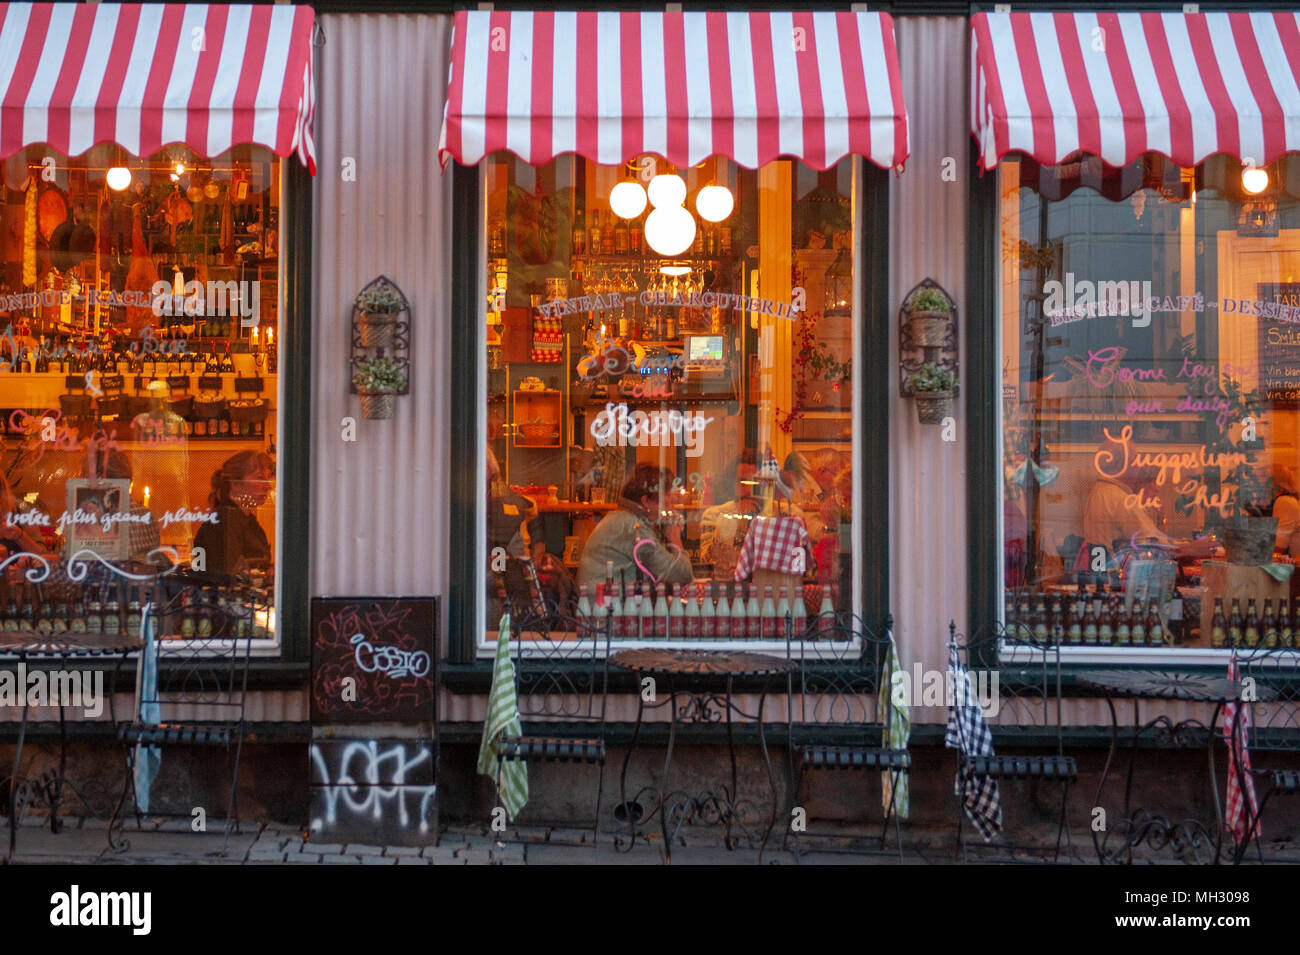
[350,633,431,680]
[309,741,437,834]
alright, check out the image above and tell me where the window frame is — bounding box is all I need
[447,156,891,666]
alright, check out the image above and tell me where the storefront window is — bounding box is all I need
[1000,152,1300,651]
[483,154,857,646]
[0,144,281,641]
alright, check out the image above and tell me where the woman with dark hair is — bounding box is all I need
[193,450,273,577]
[576,462,693,592]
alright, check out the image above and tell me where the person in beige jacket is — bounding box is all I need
[577,463,694,593]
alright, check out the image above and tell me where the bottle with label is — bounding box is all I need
[588,211,602,256]
[746,584,762,640]
[1018,593,1033,642]
[818,584,835,637]
[1130,599,1146,645]
[1048,597,1064,645]
[615,216,629,255]
[1280,598,1293,648]
[1229,598,1244,647]
[1263,598,1278,647]
[629,217,643,256]
[701,582,716,639]
[52,599,68,634]
[1246,597,1261,647]
[576,583,593,631]
[777,586,791,640]
[668,583,684,638]
[792,586,808,640]
[1115,597,1131,646]
[36,599,52,636]
[18,590,34,632]
[1082,597,1099,645]
[86,595,103,633]
[683,583,701,639]
[104,595,121,635]
[1097,596,1114,646]
[572,206,586,256]
[761,585,777,640]
[1032,596,1048,643]
[1067,597,1083,644]
[70,598,87,634]
[637,582,652,641]
[715,583,731,640]
[608,582,623,639]
[653,583,669,639]
[1146,599,1164,646]
[126,592,142,640]
[622,584,639,641]
[1004,595,1018,639]
[1209,596,1227,647]
[729,584,746,638]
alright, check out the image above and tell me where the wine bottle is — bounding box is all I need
[1280,598,1293,648]
[1229,597,1244,647]
[1018,592,1033,642]
[1115,597,1131,646]
[86,595,103,633]
[70,598,87,634]
[1146,599,1164,646]
[1049,597,1064,646]
[1130,599,1146,645]
[18,590,34,632]
[1097,596,1114,646]
[36,599,52,635]
[1263,598,1278,648]
[104,595,121,635]
[1067,596,1082,644]
[1083,597,1099,645]
[52,599,68,634]
[1245,597,1261,647]
[126,591,142,640]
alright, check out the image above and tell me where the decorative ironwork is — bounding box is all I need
[348,274,411,396]
[899,277,959,399]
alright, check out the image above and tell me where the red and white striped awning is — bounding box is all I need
[440,10,908,171]
[971,10,1300,172]
[0,3,316,172]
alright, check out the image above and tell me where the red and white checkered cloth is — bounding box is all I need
[733,516,811,580]
[1223,654,1260,847]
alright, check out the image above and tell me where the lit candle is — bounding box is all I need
[143,486,150,508]
[172,268,184,297]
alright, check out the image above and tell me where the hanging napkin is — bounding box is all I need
[133,604,162,813]
[476,613,529,819]
[876,632,910,818]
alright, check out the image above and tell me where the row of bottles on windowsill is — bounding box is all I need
[1209,596,1297,648]
[16,341,242,376]
[1,583,142,638]
[571,209,732,259]
[1004,590,1169,646]
[175,590,261,640]
[577,568,837,640]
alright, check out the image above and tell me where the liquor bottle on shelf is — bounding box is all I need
[729,584,746,638]
[614,216,629,255]
[589,211,603,256]
[761,585,777,640]
[653,583,669,639]
[668,583,684,638]
[601,213,614,255]
[680,583,698,639]
[745,584,761,640]
[1115,598,1131,646]
[1082,596,1099,645]
[1146,599,1164,646]
[572,206,586,256]
[629,217,643,256]
[792,586,808,640]
[1245,597,1261,647]
[1210,597,1227,648]
[1280,598,1294,648]
[1032,595,1048,643]
[1263,598,1279,647]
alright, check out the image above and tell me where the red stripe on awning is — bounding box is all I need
[0,3,316,172]
[440,9,909,171]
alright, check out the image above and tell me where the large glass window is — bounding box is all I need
[0,144,281,642]
[1000,153,1300,652]
[482,155,859,647]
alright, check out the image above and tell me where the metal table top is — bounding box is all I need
[0,631,143,657]
[610,648,796,677]
[1076,669,1277,703]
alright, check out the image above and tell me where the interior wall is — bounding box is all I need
[310,13,453,654]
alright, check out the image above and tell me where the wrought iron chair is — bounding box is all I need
[494,599,611,848]
[1227,643,1300,864]
[783,612,910,860]
[111,576,259,855]
[948,621,1078,862]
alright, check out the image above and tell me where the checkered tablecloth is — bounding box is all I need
[733,516,811,580]
[1223,654,1260,847]
[945,643,1002,842]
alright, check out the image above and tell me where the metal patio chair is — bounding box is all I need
[110,576,258,855]
[948,621,1078,863]
[494,598,611,848]
[783,612,910,860]
[1227,642,1300,864]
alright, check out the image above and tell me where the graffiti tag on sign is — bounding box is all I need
[310,597,437,723]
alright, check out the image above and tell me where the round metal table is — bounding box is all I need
[2,630,142,860]
[610,648,796,864]
[1077,668,1276,865]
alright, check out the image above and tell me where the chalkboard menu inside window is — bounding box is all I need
[310,597,437,723]
[1257,283,1300,405]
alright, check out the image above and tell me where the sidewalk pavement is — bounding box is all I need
[2,814,1296,864]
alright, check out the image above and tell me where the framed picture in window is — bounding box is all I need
[64,479,131,562]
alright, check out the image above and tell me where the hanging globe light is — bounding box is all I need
[644,205,696,256]
[695,184,734,222]
[609,180,648,219]
[1242,166,1269,195]
[647,173,687,209]
[106,166,132,191]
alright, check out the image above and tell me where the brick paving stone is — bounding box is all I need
[344,844,385,856]
[321,855,361,864]
[545,827,590,844]
[383,846,422,856]
[396,856,434,865]
[305,842,345,854]
[283,855,321,864]
[361,856,397,865]
[423,847,463,864]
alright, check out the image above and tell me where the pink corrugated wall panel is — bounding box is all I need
[311,14,453,659]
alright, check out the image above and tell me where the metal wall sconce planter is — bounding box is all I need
[899,277,959,425]
[350,276,410,420]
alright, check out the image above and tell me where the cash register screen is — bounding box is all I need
[686,335,724,363]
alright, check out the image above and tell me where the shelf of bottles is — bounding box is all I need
[1207,594,1297,648]
[573,564,841,642]
[1005,588,1185,647]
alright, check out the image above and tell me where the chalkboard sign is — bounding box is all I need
[310,597,437,723]
[1257,283,1300,404]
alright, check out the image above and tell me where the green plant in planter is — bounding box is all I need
[905,287,951,315]
[356,280,405,314]
[353,356,406,392]
[908,362,956,394]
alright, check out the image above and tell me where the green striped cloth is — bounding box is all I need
[876,633,910,818]
[477,612,529,819]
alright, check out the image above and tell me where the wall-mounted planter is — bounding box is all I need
[914,390,954,425]
[358,387,399,420]
[350,276,411,420]
[357,311,400,350]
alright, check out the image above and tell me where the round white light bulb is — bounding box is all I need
[105,167,132,191]
[1242,167,1269,195]
[609,180,648,219]
[644,205,696,256]
[695,185,734,222]
[647,173,687,209]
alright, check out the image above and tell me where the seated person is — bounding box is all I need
[699,449,763,578]
[1083,466,1215,559]
[486,449,542,562]
[193,451,273,578]
[1272,465,1300,557]
[577,463,693,593]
